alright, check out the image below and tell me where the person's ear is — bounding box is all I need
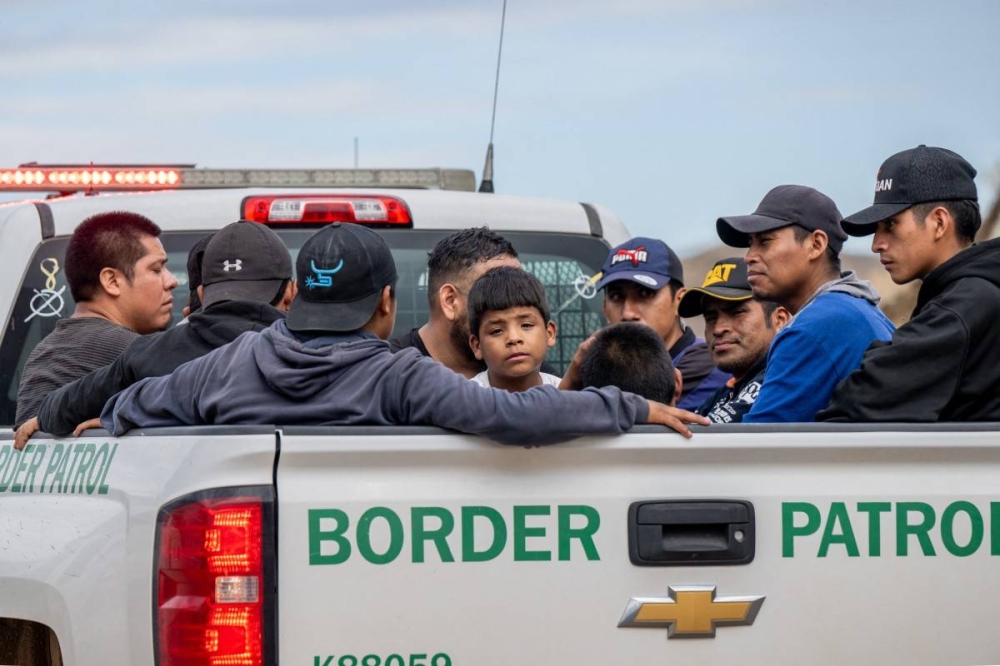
[100,267,124,297]
[807,230,830,262]
[438,284,462,322]
[672,286,687,312]
[196,285,205,301]
[546,320,557,348]
[277,281,297,312]
[772,306,792,331]
[672,368,683,407]
[378,285,393,316]
[469,334,484,360]
[929,205,951,241]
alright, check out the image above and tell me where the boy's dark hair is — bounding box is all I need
[911,199,981,244]
[468,266,550,338]
[65,211,162,302]
[427,227,518,305]
[579,322,676,404]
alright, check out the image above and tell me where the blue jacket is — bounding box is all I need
[743,273,894,423]
[101,320,650,446]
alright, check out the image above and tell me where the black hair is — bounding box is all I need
[791,224,841,273]
[467,266,550,338]
[64,211,162,302]
[757,298,782,328]
[427,227,518,305]
[910,199,981,244]
[186,232,214,313]
[578,322,677,404]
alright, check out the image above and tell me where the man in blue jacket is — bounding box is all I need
[716,185,895,422]
[101,223,708,442]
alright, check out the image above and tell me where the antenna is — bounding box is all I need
[354,136,360,168]
[479,0,507,194]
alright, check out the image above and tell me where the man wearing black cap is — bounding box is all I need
[596,237,729,410]
[820,146,1000,422]
[100,222,709,442]
[17,221,294,446]
[717,185,895,422]
[678,258,790,424]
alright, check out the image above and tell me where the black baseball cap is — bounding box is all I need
[595,237,684,291]
[717,185,848,253]
[286,222,398,332]
[201,221,293,307]
[678,257,753,318]
[842,145,978,236]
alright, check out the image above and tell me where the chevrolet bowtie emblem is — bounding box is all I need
[618,586,765,638]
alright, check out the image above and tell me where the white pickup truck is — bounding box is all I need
[1,166,998,666]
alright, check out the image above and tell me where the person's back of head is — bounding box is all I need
[579,322,679,405]
[64,210,178,333]
[199,221,295,311]
[286,222,398,338]
[467,266,557,391]
[183,233,214,317]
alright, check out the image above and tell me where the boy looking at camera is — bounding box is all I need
[467,266,561,391]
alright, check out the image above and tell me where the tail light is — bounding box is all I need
[241,195,412,226]
[155,488,275,666]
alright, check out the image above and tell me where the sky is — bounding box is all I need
[2,0,998,255]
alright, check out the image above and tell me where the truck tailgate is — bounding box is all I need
[276,424,1000,666]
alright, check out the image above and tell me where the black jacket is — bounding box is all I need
[819,238,1000,422]
[37,300,285,435]
[696,356,766,424]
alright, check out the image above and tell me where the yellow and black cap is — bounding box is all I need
[678,257,753,318]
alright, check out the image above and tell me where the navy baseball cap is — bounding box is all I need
[287,222,398,332]
[678,257,753,318]
[596,237,684,291]
[842,145,978,236]
[717,185,847,253]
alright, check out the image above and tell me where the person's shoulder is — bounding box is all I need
[540,372,562,387]
[798,292,888,330]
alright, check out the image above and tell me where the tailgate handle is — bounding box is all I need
[628,500,755,566]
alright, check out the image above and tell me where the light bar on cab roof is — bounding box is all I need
[242,195,413,226]
[0,166,477,193]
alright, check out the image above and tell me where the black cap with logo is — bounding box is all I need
[717,185,847,254]
[201,221,293,307]
[287,222,398,332]
[678,257,753,318]
[842,145,978,236]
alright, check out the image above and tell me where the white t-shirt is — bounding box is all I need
[471,370,562,389]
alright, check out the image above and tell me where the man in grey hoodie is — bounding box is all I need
[101,223,708,443]
[716,185,895,422]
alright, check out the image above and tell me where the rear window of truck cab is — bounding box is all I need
[1,228,610,426]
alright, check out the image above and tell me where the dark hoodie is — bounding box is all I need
[100,320,649,445]
[820,238,1000,422]
[37,300,284,435]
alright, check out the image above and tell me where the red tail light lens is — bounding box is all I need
[156,490,273,666]
[241,195,412,226]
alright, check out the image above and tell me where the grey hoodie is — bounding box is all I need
[101,320,650,445]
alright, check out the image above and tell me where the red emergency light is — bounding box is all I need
[241,195,413,226]
[0,164,476,194]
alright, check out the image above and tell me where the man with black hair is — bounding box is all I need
[13,211,178,429]
[596,237,728,410]
[678,258,790,423]
[101,222,709,442]
[820,146,1000,421]
[717,185,894,422]
[390,227,521,378]
[578,322,680,406]
[15,221,294,448]
[181,232,214,318]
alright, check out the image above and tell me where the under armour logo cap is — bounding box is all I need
[842,145,978,236]
[201,221,293,307]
